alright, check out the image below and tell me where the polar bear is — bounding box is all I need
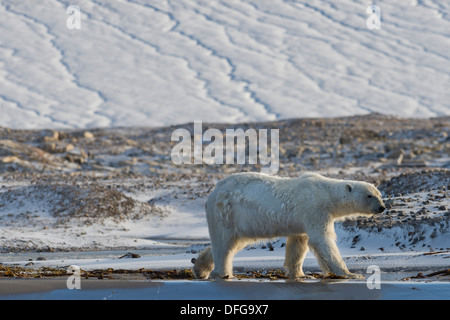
[193,172,385,280]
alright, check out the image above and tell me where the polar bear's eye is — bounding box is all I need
[367,195,373,199]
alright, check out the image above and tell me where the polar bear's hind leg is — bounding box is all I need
[209,237,251,279]
[284,234,309,278]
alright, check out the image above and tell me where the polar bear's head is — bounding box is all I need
[343,182,385,216]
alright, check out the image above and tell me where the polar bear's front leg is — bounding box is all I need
[308,235,364,279]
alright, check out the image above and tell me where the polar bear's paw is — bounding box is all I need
[344,272,366,280]
[324,272,365,279]
[210,271,234,280]
[295,274,317,280]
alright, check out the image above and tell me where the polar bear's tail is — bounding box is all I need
[192,247,214,279]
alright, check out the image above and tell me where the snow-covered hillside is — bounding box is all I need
[1,0,449,129]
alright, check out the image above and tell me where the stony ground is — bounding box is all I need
[0,113,449,253]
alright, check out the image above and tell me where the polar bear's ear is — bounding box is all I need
[345,184,353,193]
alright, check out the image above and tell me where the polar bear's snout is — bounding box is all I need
[363,186,385,215]
[376,198,386,214]
[369,195,385,214]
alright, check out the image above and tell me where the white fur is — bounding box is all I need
[193,172,385,279]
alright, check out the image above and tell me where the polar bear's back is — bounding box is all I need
[206,172,325,237]
[214,172,279,187]
[209,172,282,209]
[210,171,326,203]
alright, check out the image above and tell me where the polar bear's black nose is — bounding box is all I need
[378,206,386,213]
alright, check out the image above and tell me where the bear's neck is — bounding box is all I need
[329,185,359,219]
[331,201,359,219]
